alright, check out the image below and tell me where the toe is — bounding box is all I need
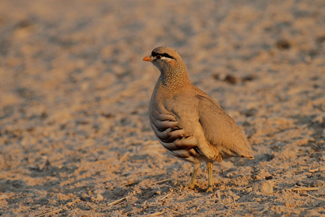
[187,183,195,189]
[206,186,214,192]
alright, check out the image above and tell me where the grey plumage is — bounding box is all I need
[144,46,254,191]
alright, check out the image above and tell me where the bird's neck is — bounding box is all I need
[159,66,191,90]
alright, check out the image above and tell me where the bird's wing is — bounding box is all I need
[196,94,254,159]
[152,93,222,162]
[149,111,198,156]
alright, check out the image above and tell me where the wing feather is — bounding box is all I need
[150,112,197,151]
[196,94,254,159]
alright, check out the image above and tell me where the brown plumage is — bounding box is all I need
[143,46,254,192]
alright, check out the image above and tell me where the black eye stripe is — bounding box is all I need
[162,53,175,59]
[151,52,175,59]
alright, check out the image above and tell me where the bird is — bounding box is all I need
[143,46,254,192]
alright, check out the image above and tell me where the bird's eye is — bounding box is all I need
[156,55,161,60]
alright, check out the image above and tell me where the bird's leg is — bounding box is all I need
[187,163,200,189]
[206,161,214,192]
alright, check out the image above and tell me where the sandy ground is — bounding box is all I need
[0,0,325,216]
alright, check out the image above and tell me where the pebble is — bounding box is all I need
[253,181,273,194]
[96,193,104,201]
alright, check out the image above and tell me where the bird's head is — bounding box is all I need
[143,46,185,74]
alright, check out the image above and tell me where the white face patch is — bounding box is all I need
[152,55,175,70]
[160,56,173,63]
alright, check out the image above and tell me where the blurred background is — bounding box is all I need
[0,0,324,216]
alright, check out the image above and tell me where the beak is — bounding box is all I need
[143,56,152,62]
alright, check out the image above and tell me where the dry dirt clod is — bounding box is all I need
[253,181,273,194]
[96,193,104,201]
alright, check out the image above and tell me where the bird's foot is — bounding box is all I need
[186,183,199,190]
[187,183,195,189]
[206,185,214,192]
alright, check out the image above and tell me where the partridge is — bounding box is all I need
[143,46,254,192]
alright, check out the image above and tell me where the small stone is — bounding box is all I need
[260,181,273,194]
[96,193,104,201]
[253,181,273,194]
[224,74,238,84]
[79,192,92,202]
[276,39,291,50]
[265,176,273,180]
